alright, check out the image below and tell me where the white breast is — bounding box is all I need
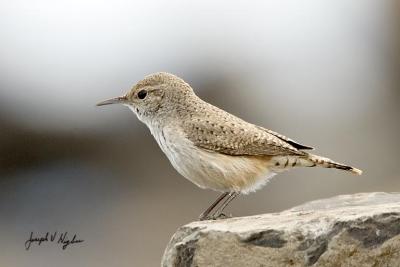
[143,121,275,194]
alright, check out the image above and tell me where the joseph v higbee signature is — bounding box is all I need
[25,231,84,250]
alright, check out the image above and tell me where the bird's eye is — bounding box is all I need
[137,89,147,100]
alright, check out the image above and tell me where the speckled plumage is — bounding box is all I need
[130,72,311,157]
[97,72,362,219]
[123,72,361,190]
[181,100,309,157]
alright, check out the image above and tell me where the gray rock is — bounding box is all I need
[162,192,400,267]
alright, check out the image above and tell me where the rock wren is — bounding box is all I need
[97,72,362,220]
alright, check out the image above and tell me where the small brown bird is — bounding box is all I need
[97,72,362,220]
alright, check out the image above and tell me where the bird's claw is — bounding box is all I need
[213,212,232,220]
[198,213,233,221]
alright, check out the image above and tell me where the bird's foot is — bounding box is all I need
[198,212,212,221]
[212,212,233,220]
[198,214,209,221]
[198,213,233,221]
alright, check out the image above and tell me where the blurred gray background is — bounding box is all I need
[0,0,399,266]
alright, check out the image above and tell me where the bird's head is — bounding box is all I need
[97,72,194,122]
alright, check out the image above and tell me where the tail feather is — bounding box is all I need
[270,153,362,175]
[306,153,362,175]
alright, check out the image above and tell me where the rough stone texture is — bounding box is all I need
[162,192,400,267]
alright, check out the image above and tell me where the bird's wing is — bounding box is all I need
[183,111,308,157]
[256,127,314,150]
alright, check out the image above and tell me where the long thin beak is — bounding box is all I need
[96,95,128,106]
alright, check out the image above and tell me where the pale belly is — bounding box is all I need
[149,124,276,194]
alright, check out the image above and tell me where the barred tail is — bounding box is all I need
[270,153,362,175]
[306,153,362,175]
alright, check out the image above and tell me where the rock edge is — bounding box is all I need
[162,192,400,267]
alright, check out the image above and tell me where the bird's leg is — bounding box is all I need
[211,192,239,220]
[199,192,230,221]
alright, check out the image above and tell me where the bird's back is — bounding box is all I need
[178,95,310,157]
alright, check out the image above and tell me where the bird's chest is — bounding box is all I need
[149,123,199,171]
[147,122,272,193]
[148,123,225,187]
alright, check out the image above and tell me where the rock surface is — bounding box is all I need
[162,192,400,267]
